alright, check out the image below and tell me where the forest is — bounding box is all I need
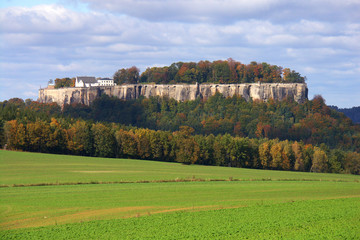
[52,59,305,87]
[330,106,360,123]
[0,94,359,175]
[114,59,306,84]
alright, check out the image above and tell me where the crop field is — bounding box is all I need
[1,150,360,239]
[2,198,359,239]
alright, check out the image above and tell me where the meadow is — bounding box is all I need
[1,150,360,239]
[1,150,359,186]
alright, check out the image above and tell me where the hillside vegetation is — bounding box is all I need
[331,105,360,123]
[1,93,360,174]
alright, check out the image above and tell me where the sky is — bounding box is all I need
[0,0,359,108]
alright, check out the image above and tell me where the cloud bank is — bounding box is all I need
[0,0,359,107]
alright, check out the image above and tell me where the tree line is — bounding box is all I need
[2,118,359,174]
[50,60,305,87]
[113,59,306,85]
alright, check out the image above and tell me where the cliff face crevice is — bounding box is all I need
[38,83,308,107]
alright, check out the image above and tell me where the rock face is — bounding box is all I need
[38,83,308,107]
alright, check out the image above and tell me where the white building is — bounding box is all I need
[75,76,115,87]
[75,76,98,87]
[97,78,115,86]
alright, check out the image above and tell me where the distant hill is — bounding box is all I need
[330,106,360,123]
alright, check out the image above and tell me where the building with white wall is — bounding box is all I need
[75,76,115,87]
[97,78,115,86]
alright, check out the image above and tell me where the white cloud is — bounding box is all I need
[78,0,360,23]
[0,5,86,33]
[290,20,334,35]
[79,0,280,23]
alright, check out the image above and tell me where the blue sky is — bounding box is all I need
[1,0,359,107]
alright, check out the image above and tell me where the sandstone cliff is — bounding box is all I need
[38,83,308,107]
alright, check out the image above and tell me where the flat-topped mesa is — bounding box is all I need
[38,83,308,107]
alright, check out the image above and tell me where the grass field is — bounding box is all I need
[1,150,359,186]
[1,150,360,239]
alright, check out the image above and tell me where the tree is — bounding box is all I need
[176,62,198,83]
[115,129,138,158]
[47,118,67,154]
[292,141,304,171]
[92,123,115,158]
[114,68,127,85]
[270,142,283,169]
[212,60,230,83]
[134,128,152,159]
[328,149,345,173]
[67,120,93,156]
[54,78,75,88]
[229,137,251,167]
[282,68,305,83]
[197,60,211,83]
[259,141,272,169]
[175,137,200,164]
[173,126,199,164]
[0,119,5,148]
[195,134,215,165]
[311,95,326,113]
[213,137,226,166]
[311,147,328,173]
[149,130,164,161]
[281,140,294,170]
[27,120,51,152]
[3,120,21,150]
[113,67,140,85]
[127,66,140,84]
[344,152,360,175]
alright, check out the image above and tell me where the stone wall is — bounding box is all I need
[38,83,308,107]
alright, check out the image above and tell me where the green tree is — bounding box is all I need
[0,119,5,148]
[328,149,345,173]
[113,66,139,85]
[134,128,152,159]
[92,123,115,158]
[54,78,75,88]
[212,60,230,83]
[344,152,360,175]
[27,120,51,152]
[173,126,199,164]
[67,120,93,156]
[115,129,138,158]
[281,140,294,170]
[229,137,251,167]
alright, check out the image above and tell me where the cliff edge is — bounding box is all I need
[38,83,308,107]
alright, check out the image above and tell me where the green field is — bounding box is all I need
[1,150,360,239]
[2,198,359,239]
[1,150,359,185]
